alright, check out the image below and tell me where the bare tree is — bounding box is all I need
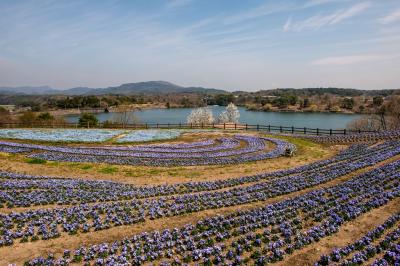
[385,95,400,130]
[112,105,139,128]
[347,115,382,131]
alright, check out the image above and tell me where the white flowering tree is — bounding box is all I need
[187,107,215,125]
[218,103,240,123]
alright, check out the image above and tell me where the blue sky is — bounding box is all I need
[0,0,399,91]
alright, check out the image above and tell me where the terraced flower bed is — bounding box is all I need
[0,135,296,166]
[21,158,400,265]
[304,130,400,144]
[316,213,400,265]
[0,141,399,247]
[1,128,400,265]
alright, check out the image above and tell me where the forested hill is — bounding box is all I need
[0,82,398,97]
[0,81,226,96]
[247,88,399,97]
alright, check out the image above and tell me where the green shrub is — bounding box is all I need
[78,113,98,127]
[25,158,47,164]
[99,166,118,174]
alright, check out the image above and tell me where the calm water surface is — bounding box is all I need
[65,106,363,129]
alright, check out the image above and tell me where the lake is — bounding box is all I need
[64,106,363,130]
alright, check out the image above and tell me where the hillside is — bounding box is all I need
[0,86,55,95]
[243,88,399,97]
[0,81,226,96]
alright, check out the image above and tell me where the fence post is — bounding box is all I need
[245,124,248,130]
[224,123,226,130]
[304,127,306,134]
[358,129,361,134]
[235,123,237,130]
[344,129,346,135]
[268,125,271,132]
[316,128,319,135]
[280,126,282,133]
[330,129,332,135]
[291,126,294,134]
[257,124,259,131]
[190,123,192,129]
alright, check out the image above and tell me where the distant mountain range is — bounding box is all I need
[0,81,398,97]
[0,81,227,96]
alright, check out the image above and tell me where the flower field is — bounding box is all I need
[0,129,399,265]
[0,129,125,143]
[0,135,295,166]
[115,130,182,143]
[0,129,211,143]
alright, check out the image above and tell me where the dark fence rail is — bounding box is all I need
[0,122,378,136]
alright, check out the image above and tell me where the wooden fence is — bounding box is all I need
[0,122,378,136]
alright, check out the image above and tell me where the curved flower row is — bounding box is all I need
[0,137,241,157]
[81,139,219,152]
[1,142,399,247]
[316,213,400,265]
[23,136,295,166]
[371,244,400,266]
[0,142,398,208]
[22,159,400,265]
[0,145,32,153]
[304,130,400,144]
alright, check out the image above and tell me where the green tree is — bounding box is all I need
[287,95,298,105]
[79,113,98,127]
[341,98,354,110]
[273,97,289,108]
[213,94,234,106]
[37,112,54,121]
[302,98,310,108]
[373,96,383,106]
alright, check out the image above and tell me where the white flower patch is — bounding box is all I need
[116,130,182,143]
[0,129,124,142]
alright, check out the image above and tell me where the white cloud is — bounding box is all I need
[311,53,400,65]
[284,2,370,32]
[166,0,194,8]
[379,9,400,24]
[330,2,370,24]
[283,17,292,32]
[223,2,294,24]
[303,0,352,8]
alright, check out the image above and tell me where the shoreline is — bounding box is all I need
[49,104,365,116]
